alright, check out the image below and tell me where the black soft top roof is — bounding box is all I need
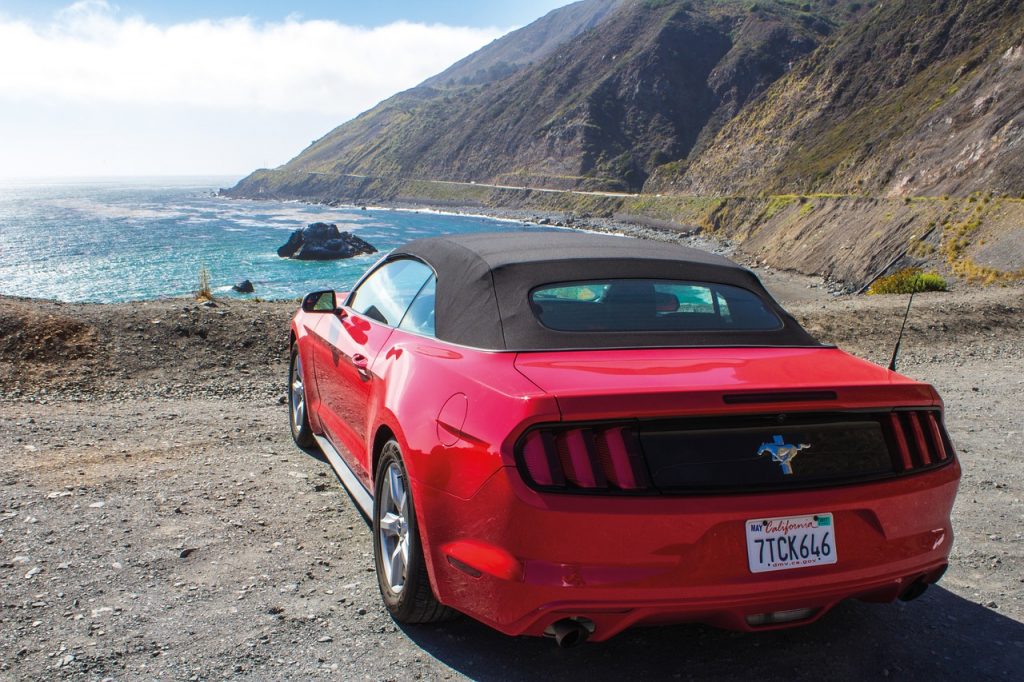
[392,231,821,350]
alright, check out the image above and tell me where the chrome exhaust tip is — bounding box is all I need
[547,618,593,648]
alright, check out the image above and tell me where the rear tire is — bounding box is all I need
[373,440,454,623]
[289,344,315,448]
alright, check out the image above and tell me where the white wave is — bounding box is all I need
[45,197,187,220]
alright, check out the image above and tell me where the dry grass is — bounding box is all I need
[194,265,214,302]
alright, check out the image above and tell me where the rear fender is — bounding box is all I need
[371,332,559,500]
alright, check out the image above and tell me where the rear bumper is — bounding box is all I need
[414,460,960,641]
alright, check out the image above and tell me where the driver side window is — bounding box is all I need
[348,259,433,326]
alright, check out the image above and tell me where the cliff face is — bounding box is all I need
[230,0,855,194]
[655,0,1024,197]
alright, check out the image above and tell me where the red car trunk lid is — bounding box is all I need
[513,347,938,420]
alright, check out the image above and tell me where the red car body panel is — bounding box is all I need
[420,459,957,640]
[291,297,960,640]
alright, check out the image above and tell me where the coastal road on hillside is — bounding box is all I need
[307,171,642,199]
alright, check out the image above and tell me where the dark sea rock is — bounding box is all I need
[232,279,254,294]
[277,222,377,261]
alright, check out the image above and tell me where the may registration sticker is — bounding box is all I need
[745,513,837,573]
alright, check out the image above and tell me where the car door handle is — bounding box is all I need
[352,353,370,381]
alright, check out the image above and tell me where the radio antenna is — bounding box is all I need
[887,273,921,372]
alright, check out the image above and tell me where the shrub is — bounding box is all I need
[868,268,947,295]
[194,265,214,302]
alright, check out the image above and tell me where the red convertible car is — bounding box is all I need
[288,232,959,646]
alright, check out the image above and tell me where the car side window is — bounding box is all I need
[398,275,436,337]
[348,259,433,326]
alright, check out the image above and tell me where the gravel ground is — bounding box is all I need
[1,280,1022,680]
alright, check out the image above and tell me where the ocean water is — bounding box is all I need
[0,177,546,303]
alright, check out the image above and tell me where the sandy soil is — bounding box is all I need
[1,277,1022,680]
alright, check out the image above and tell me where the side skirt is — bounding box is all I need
[314,434,374,517]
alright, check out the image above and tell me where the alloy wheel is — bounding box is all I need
[377,453,409,594]
[291,355,306,432]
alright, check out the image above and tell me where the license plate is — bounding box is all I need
[745,513,837,573]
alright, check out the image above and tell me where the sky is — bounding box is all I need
[0,1,575,179]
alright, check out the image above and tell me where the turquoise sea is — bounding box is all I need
[0,176,543,303]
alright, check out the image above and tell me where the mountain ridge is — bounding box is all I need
[420,0,625,89]
[248,0,855,192]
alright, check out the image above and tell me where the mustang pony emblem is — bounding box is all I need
[758,435,810,475]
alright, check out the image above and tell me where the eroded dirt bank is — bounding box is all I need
[1,283,1022,680]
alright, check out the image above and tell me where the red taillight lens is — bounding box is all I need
[923,411,950,462]
[521,430,563,487]
[888,413,913,470]
[889,410,953,471]
[599,426,650,489]
[557,429,606,488]
[518,425,650,492]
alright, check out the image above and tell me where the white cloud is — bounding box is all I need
[0,1,505,114]
[0,2,508,176]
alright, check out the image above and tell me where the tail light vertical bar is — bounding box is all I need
[558,430,605,488]
[888,413,914,471]
[522,430,564,487]
[601,427,643,489]
[923,412,949,462]
[579,429,609,488]
[907,412,932,466]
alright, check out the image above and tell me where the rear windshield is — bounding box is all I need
[530,280,782,333]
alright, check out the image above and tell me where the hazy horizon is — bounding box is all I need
[0,174,246,183]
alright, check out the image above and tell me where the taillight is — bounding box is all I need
[888,410,953,472]
[518,425,651,492]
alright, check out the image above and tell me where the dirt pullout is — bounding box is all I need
[1,285,1023,680]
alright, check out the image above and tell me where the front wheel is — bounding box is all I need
[289,344,314,448]
[373,440,454,623]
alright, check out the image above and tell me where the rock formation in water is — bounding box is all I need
[277,223,377,261]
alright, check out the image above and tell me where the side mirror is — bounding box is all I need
[301,290,338,313]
